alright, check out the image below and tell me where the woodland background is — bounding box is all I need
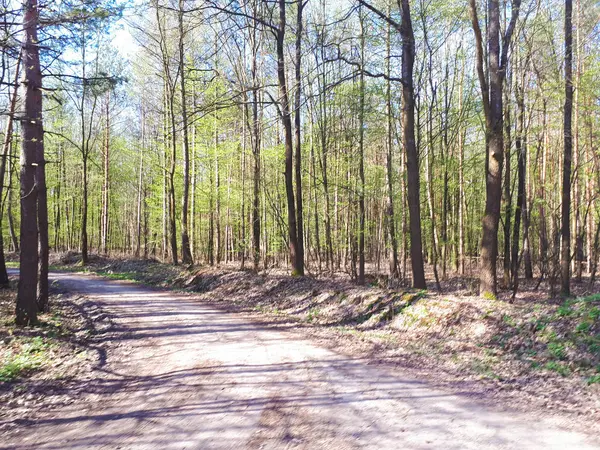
[2,0,600,324]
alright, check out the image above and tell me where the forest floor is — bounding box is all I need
[0,270,112,433]
[0,254,599,448]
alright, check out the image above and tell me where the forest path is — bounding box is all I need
[1,271,598,450]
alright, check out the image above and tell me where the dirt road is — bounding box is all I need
[1,272,598,449]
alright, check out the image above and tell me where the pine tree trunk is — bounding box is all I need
[17,0,42,326]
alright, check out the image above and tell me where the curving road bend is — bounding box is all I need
[1,271,598,449]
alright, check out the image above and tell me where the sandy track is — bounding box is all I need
[1,272,598,449]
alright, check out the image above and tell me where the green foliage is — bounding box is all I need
[547,342,567,360]
[482,291,497,301]
[576,321,592,334]
[470,357,500,380]
[98,271,137,281]
[502,314,516,327]
[306,307,320,323]
[588,306,600,321]
[0,337,50,382]
[544,361,570,377]
[557,301,575,317]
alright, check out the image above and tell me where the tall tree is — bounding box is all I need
[470,0,521,296]
[294,0,305,275]
[357,5,366,284]
[248,2,262,271]
[16,0,43,326]
[276,0,302,275]
[384,7,399,279]
[178,0,193,265]
[358,0,426,289]
[399,0,426,289]
[561,0,573,296]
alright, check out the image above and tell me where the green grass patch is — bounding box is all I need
[98,271,138,281]
[586,374,600,385]
[0,337,52,382]
[544,361,570,377]
[306,307,320,322]
[547,341,567,360]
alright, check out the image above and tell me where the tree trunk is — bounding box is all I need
[81,157,88,264]
[277,0,301,276]
[470,0,520,296]
[252,92,261,270]
[503,86,512,288]
[385,15,398,278]
[250,21,261,271]
[310,122,322,272]
[80,35,89,265]
[17,0,42,326]
[101,92,110,255]
[573,0,582,281]
[511,70,526,298]
[400,0,426,289]
[480,0,504,297]
[561,0,573,296]
[136,108,145,258]
[36,138,49,312]
[178,0,193,265]
[538,100,549,279]
[458,68,466,275]
[168,95,178,265]
[357,7,366,284]
[294,0,305,276]
[36,80,49,311]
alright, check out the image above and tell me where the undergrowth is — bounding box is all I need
[0,337,52,382]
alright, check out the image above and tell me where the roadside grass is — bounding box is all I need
[0,284,55,383]
[0,336,53,382]
[0,278,93,385]
[480,293,600,382]
[97,271,139,282]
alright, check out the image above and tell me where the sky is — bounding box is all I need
[110,5,140,61]
[112,24,137,60]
